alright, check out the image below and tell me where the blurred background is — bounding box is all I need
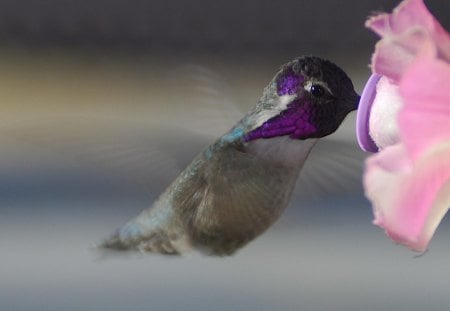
[1,1,450,310]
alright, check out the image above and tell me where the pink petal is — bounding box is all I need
[371,28,435,82]
[367,0,441,37]
[365,145,412,233]
[367,0,450,52]
[366,0,450,80]
[363,0,450,252]
[399,55,450,160]
[365,143,450,252]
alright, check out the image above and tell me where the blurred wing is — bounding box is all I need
[1,117,211,198]
[165,64,244,136]
[295,137,366,200]
[0,63,246,200]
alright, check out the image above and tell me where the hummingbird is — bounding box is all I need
[101,56,360,256]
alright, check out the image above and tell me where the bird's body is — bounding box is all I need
[102,56,359,256]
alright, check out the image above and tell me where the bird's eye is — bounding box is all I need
[310,84,325,98]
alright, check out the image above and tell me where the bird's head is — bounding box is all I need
[244,56,359,141]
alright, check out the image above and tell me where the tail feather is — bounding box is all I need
[101,234,181,255]
[100,220,192,255]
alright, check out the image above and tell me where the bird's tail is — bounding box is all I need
[100,208,192,255]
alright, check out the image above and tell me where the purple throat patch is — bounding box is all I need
[245,99,317,141]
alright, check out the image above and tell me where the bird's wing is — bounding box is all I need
[0,62,243,201]
[164,63,245,136]
[296,137,365,199]
[1,116,212,199]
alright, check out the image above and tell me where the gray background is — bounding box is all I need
[1,1,450,311]
[0,0,448,53]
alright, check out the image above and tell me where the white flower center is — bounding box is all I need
[369,76,403,149]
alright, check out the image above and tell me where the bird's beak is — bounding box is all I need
[352,93,361,111]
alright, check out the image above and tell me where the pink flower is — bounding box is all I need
[356,0,450,252]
